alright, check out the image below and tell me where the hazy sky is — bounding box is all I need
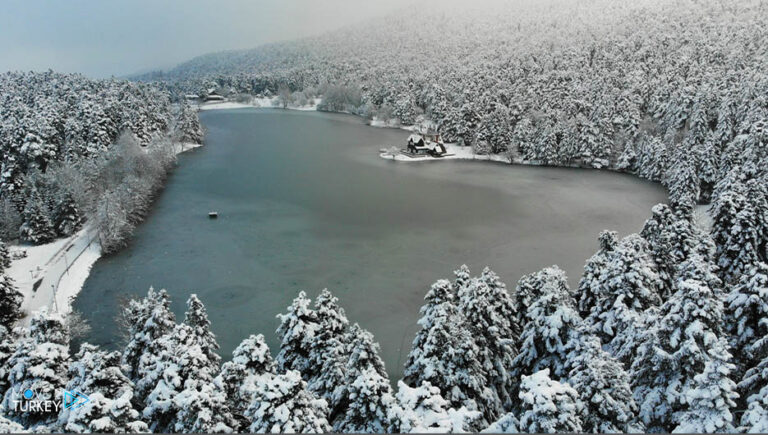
[0,0,415,78]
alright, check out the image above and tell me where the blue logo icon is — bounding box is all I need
[22,389,34,400]
[63,390,89,409]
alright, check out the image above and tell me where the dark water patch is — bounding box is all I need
[75,109,666,379]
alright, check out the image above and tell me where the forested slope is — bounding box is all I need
[2,0,768,432]
[0,71,203,251]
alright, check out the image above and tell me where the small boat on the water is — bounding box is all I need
[208,212,219,219]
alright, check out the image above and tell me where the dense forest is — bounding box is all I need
[1,0,768,432]
[0,71,203,252]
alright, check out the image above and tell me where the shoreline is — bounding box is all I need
[8,141,203,322]
[9,104,700,326]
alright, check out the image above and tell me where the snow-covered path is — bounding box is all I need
[8,226,100,322]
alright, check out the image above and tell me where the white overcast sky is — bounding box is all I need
[0,0,416,78]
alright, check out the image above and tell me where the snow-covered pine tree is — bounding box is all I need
[275,291,320,379]
[216,334,275,431]
[307,289,350,416]
[0,244,22,329]
[138,328,179,431]
[334,365,395,433]
[516,369,583,433]
[174,101,204,144]
[631,255,736,432]
[585,233,663,361]
[144,295,233,432]
[565,330,642,433]
[740,342,768,426]
[244,370,332,433]
[743,397,768,433]
[183,293,220,368]
[0,325,17,396]
[331,323,394,432]
[725,262,768,376]
[640,203,678,291]
[453,264,471,294]
[458,268,519,412]
[694,132,720,202]
[711,176,765,284]
[389,380,481,433]
[480,267,522,341]
[60,344,147,433]
[123,287,176,389]
[19,187,55,244]
[666,149,700,213]
[483,412,520,433]
[616,141,638,172]
[673,358,738,433]
[2,309,70,427]
[403,279,491,426]
[0,416,23,433]
[0,240,11,270]
[511,266,581,395]
[641,203,716,292]
[637,135,669,182]
[52,191,82,237]
[576,230,617,318]
[513,265,571,329]
[172,380,235,433]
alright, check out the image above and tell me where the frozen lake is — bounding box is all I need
[74,109,667,378]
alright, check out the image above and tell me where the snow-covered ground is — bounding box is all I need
[199,97,320,112]
[7,142,204,322]
[379,143,511,164]
[694,204,714,232]
[8,226,99,323]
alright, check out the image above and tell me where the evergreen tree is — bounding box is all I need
[124,288,176,391]
[458,268,519,413]
[512,267,580,392]
[389,380,481,433]
[334,366,395,433]
[483,412,521,433]
[740,381,768,433]
[2,309,70,427]
[403,279,491,425]
[174,102,204,144]
[307,289,350,415]
[666,149,700,212]
[0,416,24,433]
[60,344,148,433]
[631,256,736,432]
[19,187,55,244]
[453,264,471,293]
[576,230,618,318]
[275,291,320,379]
[516,369,583,433]
[143,295,232,432]
[514,266,571,329]
[0,245,22,329]
[725,262,768,375]
[215,334,275,431]
[673,358,738,433]
[0,325,17,396]
[172,381,235,433]
[585,234,663,361]
[566,331,642,433]
[244,370,332,433]
[711,176,764,284]
[0,240,10,270]
[53,191,83,237]
[183,294,220,368]
[334,324,393,432]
